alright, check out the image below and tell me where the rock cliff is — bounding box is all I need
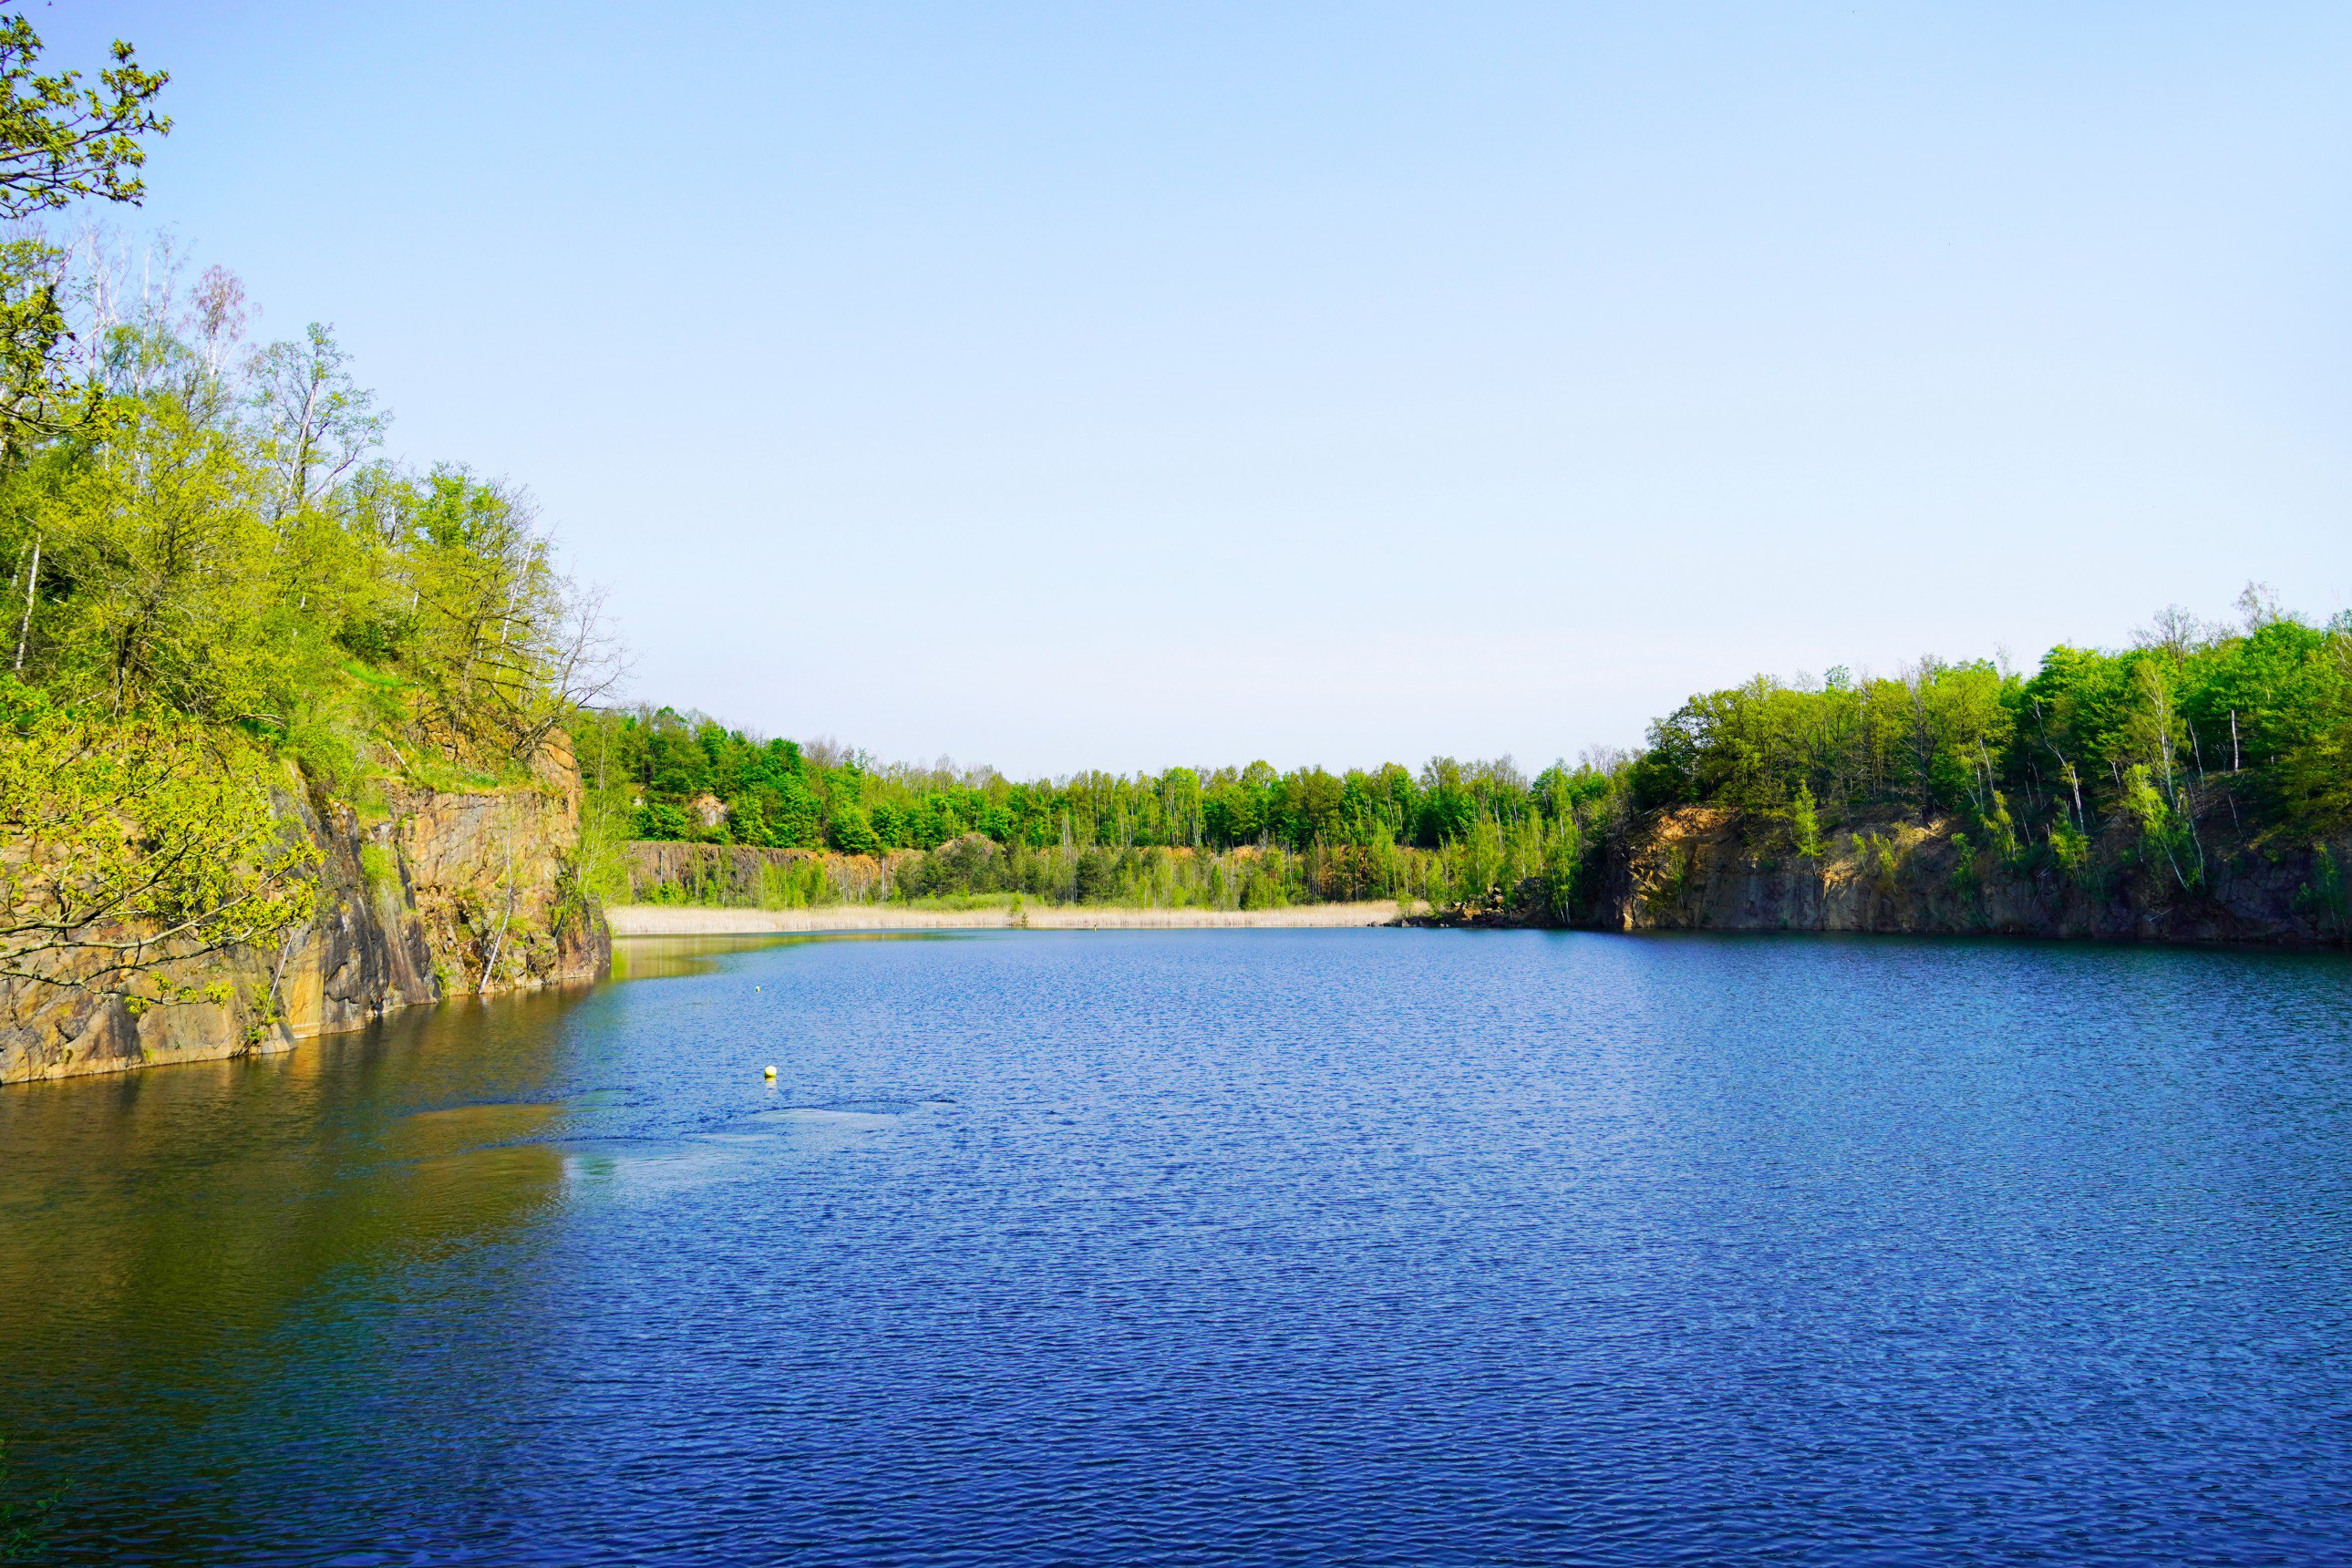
[1594,807,2351,947]
[0,741,609,1086]
[621,840,914,906]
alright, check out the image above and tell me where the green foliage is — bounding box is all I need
[597,596,2352,923]
[0,236,77,457]
[356,842,398,899]
[583,705,1625,917]
[0,270,610,768]
[1541,810,1586,918]
[1642,844,1693,918]
[826,802,881,856]
[1625,607,2352,888]
[0,15,169,460]
[0,18,169,219]
[758,856,831,910]
[1790,782,1823,860]
[1947,830,1979,900]
[1635,660,2017,820]
[2121,763,2202,891]
[1976,789,2021,863]
[0,677,315,999]
[1851,832,1900,895]
[2048,814,2091,885]
[567,788,635,909]
[583,706,1620,880]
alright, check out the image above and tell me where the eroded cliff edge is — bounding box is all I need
[1,741,610,1086]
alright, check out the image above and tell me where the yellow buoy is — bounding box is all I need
[763,1064,778,1079]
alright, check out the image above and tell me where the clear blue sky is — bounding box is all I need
[43,2,2352,774]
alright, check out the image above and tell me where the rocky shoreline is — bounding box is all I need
[1,744,611,1087]
[1403,807,2352,948]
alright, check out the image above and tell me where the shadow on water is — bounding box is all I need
[0,987,596,1560]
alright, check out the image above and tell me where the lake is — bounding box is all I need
[3,929,2348,1565]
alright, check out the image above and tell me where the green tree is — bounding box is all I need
[0,13,169,460]
[1790,782,1823,859]
[827,802,880,856]
[28,392,277,717]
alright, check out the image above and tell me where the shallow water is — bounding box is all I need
[3,929,2349,1565]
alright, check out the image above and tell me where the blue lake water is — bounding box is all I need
[3,929,2349,1565]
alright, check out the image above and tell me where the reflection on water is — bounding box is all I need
[0,990,585,1562]
[610,930,965,980]
[3,931,2350,1565]
[609,931,805,980]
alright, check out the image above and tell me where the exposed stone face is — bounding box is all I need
[0,746,610,1086]
[621,841,919,907]
[1595,807,2352,947]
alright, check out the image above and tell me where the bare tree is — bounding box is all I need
[2132,603,2214,657]
[507,576,630,764]
[187,263,248,380]
[249,323,386,515]
[2235,581,2286,632]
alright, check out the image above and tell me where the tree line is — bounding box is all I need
[581,704,1639,913]
[593,584,2351,911]
[573,705,1631,912]
[1627,589,2350,892]
[575,707,1615,854]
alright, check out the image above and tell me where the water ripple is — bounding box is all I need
[1,931,2348,1564]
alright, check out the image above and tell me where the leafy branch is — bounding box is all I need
[0,680,316,1004]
